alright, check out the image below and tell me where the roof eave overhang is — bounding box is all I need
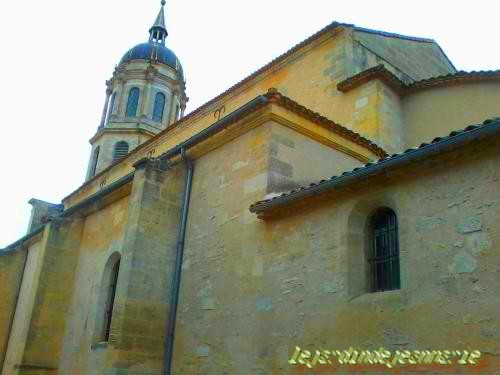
[250,119,500,218]
[337,65,500,96]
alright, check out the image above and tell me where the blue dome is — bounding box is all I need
[120,42,183,78]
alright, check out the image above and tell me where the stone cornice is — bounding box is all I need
[110,69,181,90]
[89,124,159,144]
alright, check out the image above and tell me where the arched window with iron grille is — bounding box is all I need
[113,141,129,162]
[369,208,400,292]
[152,92,166,122]
[125,87,140,118]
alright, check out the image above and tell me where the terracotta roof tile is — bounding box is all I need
[407,70,500,92]
[264,89,387,158]
[337,65,500,94]
[250,118,500,213]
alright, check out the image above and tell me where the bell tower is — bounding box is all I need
[85,0,188,180]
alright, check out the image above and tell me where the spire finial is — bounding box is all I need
[149,1,168,44]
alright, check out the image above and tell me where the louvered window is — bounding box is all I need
[113,141,129,162]
[153,92,166,122]
[369,208,400,292]
[126,87,140,118]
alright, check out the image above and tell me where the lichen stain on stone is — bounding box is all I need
[456,216,483,234]
[465,232,492,254]
[256,297,273,312]
[448,251,477,274]
[416,216,445,231]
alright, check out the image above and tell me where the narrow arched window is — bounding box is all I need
[152,92,166,122]
[106,92,116,124]
[175,104,180,121]
[369,208,400,292]
[113,141,129,162]
[126,87,140,118]
[90,146,100,177]
[103,258,120,342]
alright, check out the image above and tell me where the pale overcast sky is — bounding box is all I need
[0,0,499,248]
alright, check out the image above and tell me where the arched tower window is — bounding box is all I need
[126,87,140,118]
[113,141,129,162]
[106,92,116,124]
[152,92,166,122]
[369,208,400,292]
[90,146,100,177]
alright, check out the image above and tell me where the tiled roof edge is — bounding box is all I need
[407,69,500,91]
[337,66,500,94]
[266,89,387,158]
[337,64,405,93]
[250,118,500,214]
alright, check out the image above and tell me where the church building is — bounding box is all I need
[1,1,499,374]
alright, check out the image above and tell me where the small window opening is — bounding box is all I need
[126,87,140,118]
[369,208,400,292]
[153,92,166,122]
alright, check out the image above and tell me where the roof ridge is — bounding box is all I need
[352,26,435,43]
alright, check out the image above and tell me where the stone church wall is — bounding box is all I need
[403,81,500,149]
[58,196,129,375]
[265,122,363,195]
[0,248,26,370]
[172,128,500,373]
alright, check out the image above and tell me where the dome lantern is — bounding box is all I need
[149,0,168,45]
